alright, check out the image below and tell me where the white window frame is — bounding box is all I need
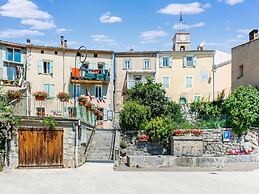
[162,57,170,67]
[162,75,170,89]
[185,76,193,89]
[143,59,150,69]
[186,56,194,67]
[123,59,131,70]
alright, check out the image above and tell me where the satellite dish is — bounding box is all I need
[199,41,206,48]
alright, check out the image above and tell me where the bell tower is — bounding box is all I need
[173,13,190,51]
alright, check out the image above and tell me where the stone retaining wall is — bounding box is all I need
[203,129,259,156]
[0,152,4,166]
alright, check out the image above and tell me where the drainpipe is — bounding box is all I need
[74,121,79,168]
[212,51,216,101]
[155,52,159,82]
[113,53,116,125]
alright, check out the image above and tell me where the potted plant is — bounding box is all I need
[6,90,22,101]
[78,96,89,106]
[57,92,70,102]
[33,91,48,101]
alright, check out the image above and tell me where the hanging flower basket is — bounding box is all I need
[6,90,22,101]
[57,92,70,102]
[33,91,48,101]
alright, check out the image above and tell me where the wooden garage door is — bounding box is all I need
[18,129,63,168]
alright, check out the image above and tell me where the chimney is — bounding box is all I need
[60,35,64,47]
[64,40,67,48]
[197,41,206,51]
[249,29,258,41]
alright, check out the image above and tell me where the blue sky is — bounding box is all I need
[0,0,258,53]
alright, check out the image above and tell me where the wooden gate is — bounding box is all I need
[18,129,64,168]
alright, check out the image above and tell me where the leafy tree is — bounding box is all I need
[224,85,259,136]
[119,101,150,132]
[127,77,182,119]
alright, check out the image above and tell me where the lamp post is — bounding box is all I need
[74,46,87,117]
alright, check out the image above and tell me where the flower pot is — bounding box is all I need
[35,96,46,101]
[79,101,84,106]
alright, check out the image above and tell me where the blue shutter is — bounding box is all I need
[43,84,48,95]
[105,63,109,70]
[14,49,21,62]
[6,48,13,61]
[80,85,86,96]
[49,84,55,98]
[38,60,43,74]
[49,61,54,74]
[193,56,197,67]
[90,85,95,97]
[169,56,173,68]
[68,83,73,97]
[159,57,163,68]
[183,57,187,67]
[102,85,108,98]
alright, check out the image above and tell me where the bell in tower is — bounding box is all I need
[173,12,191,51]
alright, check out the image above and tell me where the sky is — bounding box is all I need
[0,0,259,53]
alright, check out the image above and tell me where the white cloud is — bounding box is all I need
[0,0,51,20]
[219,0,244,5]
[92,34,116,43]
[139,30,168,44]
[100,12,122,23]
[158,2,211,15]
[173,22,205,30]
[0,0,56,31]
[0,28,44,38]
[237,29,251,35]
[21,19,56,30]
[56,28,71,34]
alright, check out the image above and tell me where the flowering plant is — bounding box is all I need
[33,91,48,98]
[6,90,22,101]
[137,134,150,142]
[57,92,70,102]
[174,129,203,136]
[191,129,203,136]
[78,96,90,105]
[225,149,253,155]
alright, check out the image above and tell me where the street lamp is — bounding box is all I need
[74,46,87,116]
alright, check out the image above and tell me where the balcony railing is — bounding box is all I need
[128,80,147,89]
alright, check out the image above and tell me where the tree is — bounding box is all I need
[119,101,150,132]
[127,77,181,119]
[224,85,259,136]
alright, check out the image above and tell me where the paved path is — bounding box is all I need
[1,163,259,194]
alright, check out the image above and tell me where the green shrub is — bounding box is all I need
[119,140,127,149]
[224,85,259,137]
[144,117,175,142]
[119,101,150,132]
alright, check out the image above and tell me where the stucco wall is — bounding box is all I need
[232,38,259,89]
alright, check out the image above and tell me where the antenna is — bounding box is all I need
[179,12,185,32]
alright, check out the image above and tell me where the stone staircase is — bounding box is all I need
[86,128,115,163]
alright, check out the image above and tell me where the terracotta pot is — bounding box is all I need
[35,96,46,101]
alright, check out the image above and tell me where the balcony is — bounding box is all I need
[71,68,110,85]
[128,80,147,89]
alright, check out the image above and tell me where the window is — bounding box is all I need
[162,76,170,89]
[185,76,193,88]
[43,84,55,98]
[95,85,102,99]
[94,53,98,58]
[180,46,185,51]
[41,50,44,54]
[38,60,53,74]
[200,71,208,81]
[184,56,196,67]
[54,51,58,55]
[123,59,131,70]
[7,66,17,80]
[144,60,150,69]
[6,48,21,63]
[162,57,170,67]
[134,75,142,81]
[238,64,244,79]
[194,95,202,102]
[69,84,80,98]
[36,107,45,117]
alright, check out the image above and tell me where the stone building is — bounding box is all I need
[232,29,259,89]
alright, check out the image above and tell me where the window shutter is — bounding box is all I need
[159,57,163,68]
[102,85,108,98]
[50,61,54,74]
[183,57,187,67]
[68,83,73,97]
[38,60,44,74]
[169,57,173,68]
[43,84,48,95]
[105,63,109,70]
[129,59,132,69]
[90,85,95,97]
[49,84,55,98]
[93,62,97,69]
[103,109,108,121]
[193,56,197,67]
[89,62,94,70]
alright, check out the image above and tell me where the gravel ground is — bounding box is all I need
[1,162,259,194]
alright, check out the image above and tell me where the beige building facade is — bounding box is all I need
[232,30,259,89]
[25,42,113,128]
